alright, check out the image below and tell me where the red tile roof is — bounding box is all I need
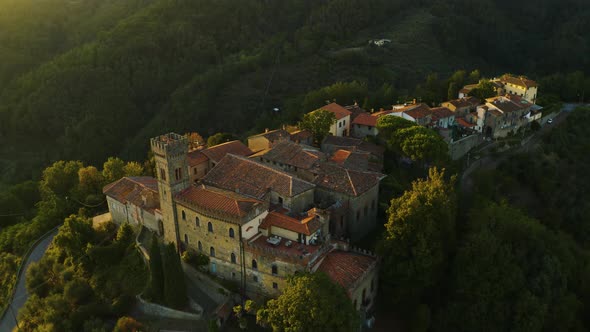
[314,162,384,196]
[249,129,291,143]
[456,117,476,128]
[259,140,322,170]
[202,140,253,163]
[321,136,385,159]
[330,149,352,164]
[317,250,376,291]
[430,107,455,119]
[187,150,209,167]
[330,150,371,171]
[103,177,160,213]
[501,75,537,88]
[487,96,527,113]
[175,185,265,223]
[259,211,321,236]
[316,103,352,120]
[403,103,432,120]
[352,113,377,126]
[202,154,315,198]
[444,96,481,109]
[289,129,313,142]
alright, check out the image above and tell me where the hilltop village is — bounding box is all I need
[102,74,541,319]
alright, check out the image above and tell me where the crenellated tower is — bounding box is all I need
[150,133,190,248]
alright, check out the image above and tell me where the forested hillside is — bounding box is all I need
[0,0,589,185]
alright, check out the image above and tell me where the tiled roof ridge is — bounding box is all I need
[228,153,315,188]
[345,168,357,196]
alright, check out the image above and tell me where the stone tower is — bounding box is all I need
[150,133,190,248]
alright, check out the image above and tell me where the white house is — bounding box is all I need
[315,103,352,137]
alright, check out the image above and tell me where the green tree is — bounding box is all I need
[397,126,449,165]
[123,161,144,177]
[207,133,237,147]
[113,316,144,332]
[40,160,84,199]
[162,243,187,309]
[77,166,105,202]
[145,234,164,303]
[467,69,481,84]
[53,214,94,261]
[378,168,457,309]
[102,157,126,184]
[299,109,336,145]
[376,115,417,139]
[256,273,359,332]
[436,201,581,332]
[468,79,496,100]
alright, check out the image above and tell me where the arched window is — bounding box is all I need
[184,234,189,245]
[229,228,235,238]
[210,247,215,257]
[252,259,258,270]
[208,222,213,233]
[271,265,278,275]
[195,216,200,227]
[231,253,236,264]
[181,210,186,220]
[198,241,202,251]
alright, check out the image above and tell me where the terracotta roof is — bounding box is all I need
[314,162,383,196]
[352,113,377,126]
[259,140,322,170]
[202,154,315,198]
[317,250,376,291]
[103,177,159,213]
[249,129,290,143]
[322,136,385,159]
[430,107,455,119]
[330,150,371,171]
[202,140,252,163]
[501,75,537,88]
[344,104,367,120]
[456,118,476,128]
[330,149,352,164]
[403,103,432,120]
[316,103,352,120]
[444,96,481,109]
[175,185,264,223]
[487,96,527,113]
[187,150,209,167]
[259,211,321,236]
[289,130,313,142]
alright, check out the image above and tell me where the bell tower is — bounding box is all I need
[150,133,190,248]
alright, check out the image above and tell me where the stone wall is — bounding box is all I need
[448,134,481,160]
[136,295,202,320]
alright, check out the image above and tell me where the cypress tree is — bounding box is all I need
[163,243,187,309]
[146,233,164,303]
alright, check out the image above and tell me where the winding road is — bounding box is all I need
[0,229,58,332]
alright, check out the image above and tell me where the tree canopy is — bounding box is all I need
[256,273,359,332]
[299,109,336,145]
[378,167,456,308]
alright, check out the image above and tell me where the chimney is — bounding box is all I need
[413,98,417,104]
[265,128,269,133]
[371,108,374,113]
[354,100,358,106]
[379,108,384,112]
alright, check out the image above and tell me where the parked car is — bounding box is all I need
[547,118,553,124]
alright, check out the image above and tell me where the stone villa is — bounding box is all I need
[104,131,383,313]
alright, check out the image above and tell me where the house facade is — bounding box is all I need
[315,103,352,137]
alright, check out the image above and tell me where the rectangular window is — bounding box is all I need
[160,168,166,181]
[273,282,278,289]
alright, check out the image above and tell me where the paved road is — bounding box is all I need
[0,229,58,332]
